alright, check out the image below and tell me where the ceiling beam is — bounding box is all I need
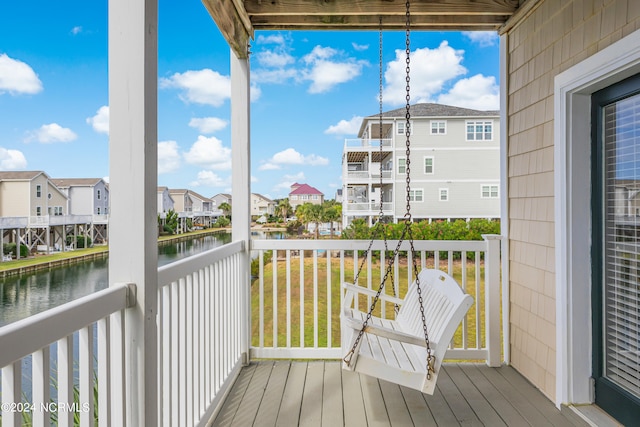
[201,0,254,59]
[244,0,519,17]
[250,14,509,31]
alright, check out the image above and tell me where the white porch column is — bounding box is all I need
[231,49,251,364]
[108,0,158,425]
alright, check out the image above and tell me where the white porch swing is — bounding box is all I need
[340,1,474,395]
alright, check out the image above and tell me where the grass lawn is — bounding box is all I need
[251,253,488,353]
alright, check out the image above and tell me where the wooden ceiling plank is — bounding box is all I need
[243,0,519,16]
[202,0,253,59]
[250,14,508,27]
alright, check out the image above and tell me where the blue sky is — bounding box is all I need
[0,1,500,201]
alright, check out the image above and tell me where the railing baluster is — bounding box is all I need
[476,251,482,349]
[461,251,468,349]
[79,325,94,426]
[179,277,187,426]
[171,281,180,427]
[57,335,74,427]
[1,361,22,427]
[259,250,264,348]
[32,346,50,426]
[286,249,291,348]
[300,250,305,348]
[98,317,111,427]
[314,250,318,348]
[326,249,332,348]
[272,250,278,348]
[161,285,171,426]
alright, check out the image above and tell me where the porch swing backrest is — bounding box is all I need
[396,269,474,363]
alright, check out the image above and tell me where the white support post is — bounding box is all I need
[483,234,502,367]
[499,33,510,365]
[108,0,158,425]
[230,49,251,364]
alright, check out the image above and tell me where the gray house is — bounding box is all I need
[343,103,500,226]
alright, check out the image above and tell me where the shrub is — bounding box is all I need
[3,242,28,257]
[162,225,175,235]
[66,235,93,249]
[214,216,230,228]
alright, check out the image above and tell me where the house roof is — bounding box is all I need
[369,103,499,119]
[212,193,232,200]
[289,183,323,196]
[169,188,211,202]
[0,171,44,181]
[252,193,273,203]
[51,178,104,188]
[359,103,500,136]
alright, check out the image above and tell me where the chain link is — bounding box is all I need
[346,2,434,380]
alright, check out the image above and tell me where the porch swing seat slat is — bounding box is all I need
[341,268,474,395]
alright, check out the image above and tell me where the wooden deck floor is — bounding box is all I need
[211,361,589,427]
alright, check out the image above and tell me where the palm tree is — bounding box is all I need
[322,204,341,239]
[275,198,292,221]
[218,202,231,220]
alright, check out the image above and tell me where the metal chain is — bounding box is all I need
[402,0,435,379]
[346,3,434,380]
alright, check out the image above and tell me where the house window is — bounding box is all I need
[481,185,499,198]
[408,189,423,202]
[36,206,41,216]
[291,195,298,200]
[439,188,449,201]
[36,185,41,198]
[97,207,101,215]
[397,121,405,135]
[97,190,101,200]
[312,195,318,200]
[430,121,446,134]
[424,157,434,174]
[466,121,493,141]
[54,206,63,216]
[397,157,406,174]
[301,195,309,200]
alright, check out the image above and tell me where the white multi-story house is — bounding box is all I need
[250,193,274,217]
[342,103,500,226]
[157,186,175,215]
[51,178,110,217]
[289,183,324,210]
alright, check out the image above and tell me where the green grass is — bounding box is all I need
[251,253,489,352]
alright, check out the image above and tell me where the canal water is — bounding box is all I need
[0,232,234,328]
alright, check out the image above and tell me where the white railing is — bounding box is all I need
[344,202,393,212]
[344,138,392,148]
[0,283,133,426]
[0,217,28,228]
[250,236,502,366]
[157,240,246,426]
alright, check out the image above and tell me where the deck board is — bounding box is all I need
[210,361,590,427]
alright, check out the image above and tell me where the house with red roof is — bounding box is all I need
[288,183,323,210]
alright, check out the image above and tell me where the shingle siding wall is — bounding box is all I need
[506,0,640,401]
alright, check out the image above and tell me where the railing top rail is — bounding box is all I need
[0,283,130,368]
[158,239,245,286]
[251,237,501,252]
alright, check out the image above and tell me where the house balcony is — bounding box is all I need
[25,214,103,227]
[344,138,392,149]
[344,201,394,216]
[0,236,588,427]
[345,169,393,183]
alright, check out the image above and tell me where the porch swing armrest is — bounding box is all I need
[342,283,404,306]
[343,316,432,348]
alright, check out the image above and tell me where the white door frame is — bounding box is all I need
[554,28,640,408]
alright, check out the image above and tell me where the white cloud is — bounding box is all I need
[71,26,83,35]
[0,54,43,95]
[158,140,181,174]
[251,175,258,183]
[183,135,232,170]
[256,50,295,68]
[302,46,367,93]
[252,68,298,84]
[256,34,286,45]
[258,162,280,171]
[463,31,499,47]
[273,172,306,191]
[437,74,500,110]
[270,148,329,166]
[87,105,109,135]
[352,43,369,51]
[26,123,77,143]
[0,147,27,170]
[325,116,363,135]
[159,69,230,106]
[383,41,466,105]
[188,117,228,134]
[190,170,228,188]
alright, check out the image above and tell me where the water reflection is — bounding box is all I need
[0,232,232,327]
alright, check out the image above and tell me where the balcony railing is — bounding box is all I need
[344,138,392,148]
[344,202,393,212]
[0,236,501,426]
